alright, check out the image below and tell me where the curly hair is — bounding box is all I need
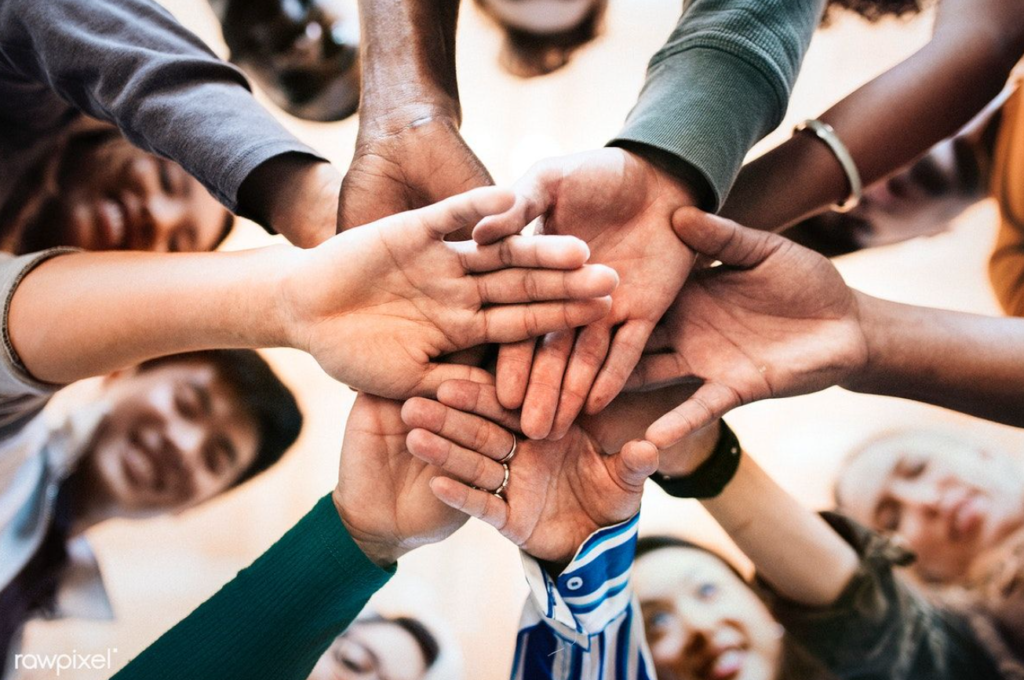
[823,0,932,24]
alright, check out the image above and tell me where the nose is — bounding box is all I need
[676,607,718,654]
[141,194,191,252]
[163,416,207,478]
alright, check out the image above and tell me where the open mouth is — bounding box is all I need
[696,645,747,680]
[948,492,986,542]
[94,198,128,250]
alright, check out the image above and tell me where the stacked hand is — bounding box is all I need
[338,112,494,234]
[626,209,869,449]
[333,393,506,567]
[401,380,658,567]
[473,149,697,441]
[280,187,619,399]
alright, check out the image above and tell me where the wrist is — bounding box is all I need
[332,489,408,568]
[656,420,722,477]
[838,290,886,394]
[356,102,462,143]
[241,156,341,248]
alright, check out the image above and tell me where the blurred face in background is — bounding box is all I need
[216,0,360,121]
[13,130,230,255]
[635,547,783,680]
[475,0,607,77]
[838,431,1024,584]
[307,620,431,680]
[76,361,259,517]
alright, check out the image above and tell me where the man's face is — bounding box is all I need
[306,621,428,680]
[635,548,782,680]
[80,362,259,515]
[839,431,1024,583]
[22,134,230,254]
[220,0,360,121]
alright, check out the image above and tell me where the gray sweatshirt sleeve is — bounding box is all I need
[609,0,825,211]
[0,0,323,216]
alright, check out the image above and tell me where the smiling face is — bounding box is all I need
[78,362,259,516]
[218,0,360,121]
[306,620,429,680]
[635,547,782,680]
[838,431,1024,583]
[17,133,230,254]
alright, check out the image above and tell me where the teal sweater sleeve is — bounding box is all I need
[610,0,825,211]
[112,494,394,680]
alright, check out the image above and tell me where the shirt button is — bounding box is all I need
[566,576,584,591]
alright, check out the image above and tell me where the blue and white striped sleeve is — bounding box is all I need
[509,514,655,680]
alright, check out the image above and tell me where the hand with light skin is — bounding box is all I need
[401,380,658,568]
[333,393,495,567]
[12,187,618,399]
[625,208,868,450]
[472,148,697,441]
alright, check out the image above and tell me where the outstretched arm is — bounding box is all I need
[114,391,506,679]
[471,0,824,435]
[0,0,342,246]
[722,0,1024,231]
[628,209,1024,449]
[338,0,493,233]
[7,188,616,394]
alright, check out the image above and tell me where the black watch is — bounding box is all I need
[650,420,741,499]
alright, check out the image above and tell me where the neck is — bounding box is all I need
[63,462,118,536]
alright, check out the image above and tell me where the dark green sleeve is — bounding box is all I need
[758,513,1003,680]
[609,0,825,211]
[112,494,394,680]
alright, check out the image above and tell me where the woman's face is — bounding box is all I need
[306,621,428,680]
[634,547,782,680]
[20,134,230,254]
[838,431,1024,583]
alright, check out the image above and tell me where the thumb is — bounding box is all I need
[671,207,783,269]
[417,363,498,398]
[473,163,561,244]
[645,381,740,450]
[407,187,516,242]
[615,440,660,489]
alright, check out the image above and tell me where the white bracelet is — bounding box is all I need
[794,119,863,213]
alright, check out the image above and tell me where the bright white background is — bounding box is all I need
[20,1,1024,678]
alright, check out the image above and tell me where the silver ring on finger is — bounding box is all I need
[497,434,517,464]
[491,463,510,500]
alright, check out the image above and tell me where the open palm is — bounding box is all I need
[402,381,656,566]
[628,209,869,449]
[475,149,697,439]
[333,394,469,565]
[282,187,617,398]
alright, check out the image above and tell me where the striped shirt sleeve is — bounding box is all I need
[510,514,655,680]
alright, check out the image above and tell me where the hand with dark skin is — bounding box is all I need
[627,208,1024,450]
[473,149,697,441]
[401,380,658,568]
[338,0,493,235]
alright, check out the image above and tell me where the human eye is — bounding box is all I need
[174,382,202,419]
[696,582,719,601]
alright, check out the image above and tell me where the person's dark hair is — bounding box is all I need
[138,349,302,487]
[635,535,745,581]
[475,0,608,78]
[823,0,931,24]
[360,615,441,669]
